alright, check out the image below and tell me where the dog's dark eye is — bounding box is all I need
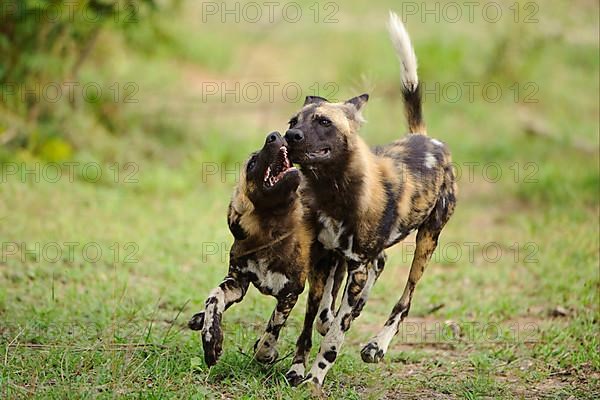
[288,116,298,128]
[317,116,331,127]
[247,156,257,171]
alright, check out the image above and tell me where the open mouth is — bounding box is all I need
[307,148,331,159]
[263,146,296,188]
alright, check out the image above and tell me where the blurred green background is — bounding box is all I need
[1,0,598,398]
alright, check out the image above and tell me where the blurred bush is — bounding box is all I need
[0,0,179,161]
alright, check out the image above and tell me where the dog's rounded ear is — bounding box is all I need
[304,96,329,106]
[345,93,369,111]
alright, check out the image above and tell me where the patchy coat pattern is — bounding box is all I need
[188,132,313,366]
[283,12,458,387]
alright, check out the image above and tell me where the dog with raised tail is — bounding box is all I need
[284,11,457,388]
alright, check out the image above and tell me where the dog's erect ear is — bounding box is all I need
[227,203,247,240]
[345,93,369,111]
[304,96,329,106]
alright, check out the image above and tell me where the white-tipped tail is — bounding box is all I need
[387,11,419,92]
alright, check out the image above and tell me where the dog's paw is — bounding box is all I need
[285,369,305,387]
[253,339,278,364]
[360,342,385,363]
[188,311,205,331]
[255,347,279,364]
[202,327,223,366]
[202,339,223,366]
[299,374,324,396]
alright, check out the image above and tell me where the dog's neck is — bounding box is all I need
[251,196,303,237]
[301,136,376,222]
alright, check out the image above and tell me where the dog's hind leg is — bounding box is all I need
[254,292,299,364]
[361,187,455,363]
[188,273,249,366]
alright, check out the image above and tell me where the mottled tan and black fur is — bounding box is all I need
[283,12,458,387]
[187,132,314,367]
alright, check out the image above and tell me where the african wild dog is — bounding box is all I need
[283,12,457,387]
[187,132,312,366]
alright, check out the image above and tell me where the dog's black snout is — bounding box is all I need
[285,129,304,143]
[266,131,281,144]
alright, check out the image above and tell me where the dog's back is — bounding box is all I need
[372,133,456,247]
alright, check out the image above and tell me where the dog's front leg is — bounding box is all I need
[188,273,249,366]
[352,252,386,318]
[304,260,370,387]
[315,255,345,336]
[254,292,299,364]
[285,262,330,386]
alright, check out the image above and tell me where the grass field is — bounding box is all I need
[1,0,599,398]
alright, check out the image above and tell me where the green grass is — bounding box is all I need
[1,0,599,398]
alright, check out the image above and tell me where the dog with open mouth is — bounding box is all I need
[283,12,458,387]
[188,131,313,367]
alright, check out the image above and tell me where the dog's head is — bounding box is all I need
[229,133,301,240]
[284,94,369,168]
[243,131,300,208]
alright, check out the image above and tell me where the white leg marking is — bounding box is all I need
[202,287,225,341]
[316,265,337,335]
[365,312,404,357]
[308,291,353,385]
[371,321,399,353]
[287,362,305,376]
[308,264,369,386]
